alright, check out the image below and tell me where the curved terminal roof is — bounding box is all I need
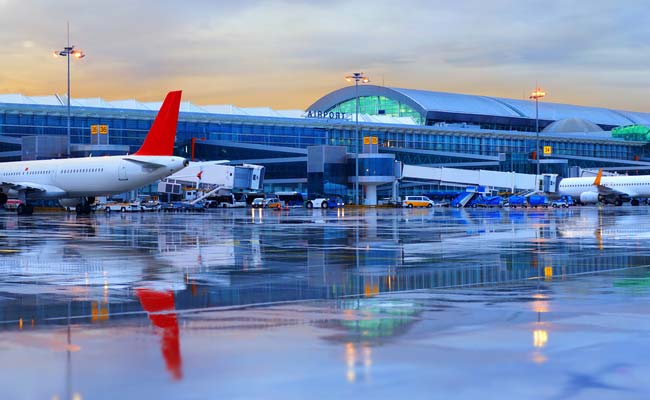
[308,85,650,127]
[542,118,603,133]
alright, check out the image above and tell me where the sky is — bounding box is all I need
[0,0,649,112]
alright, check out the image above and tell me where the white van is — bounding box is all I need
[402,196,434,208]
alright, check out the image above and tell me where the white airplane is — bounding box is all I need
[558,169,650,206]
[0,90,189,215]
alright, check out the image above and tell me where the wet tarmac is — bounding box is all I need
[2,207,650,399]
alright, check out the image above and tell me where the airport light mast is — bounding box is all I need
[345,72,370,205]
[54,22,85,158]
[530,87,546,180]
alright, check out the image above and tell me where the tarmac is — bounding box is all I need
[1,206,650,399]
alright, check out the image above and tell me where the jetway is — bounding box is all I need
[158,161,265,196]
[401,164,548,192]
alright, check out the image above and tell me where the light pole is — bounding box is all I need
[345,72,369,205]
[54,23,85,157]
[529,87,546,179]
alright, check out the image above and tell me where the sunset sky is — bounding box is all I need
[1,0,649,111]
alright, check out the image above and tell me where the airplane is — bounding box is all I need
[0,90,189,215]
[557,169,650,206]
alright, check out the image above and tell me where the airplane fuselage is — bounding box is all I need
[558,175,650,203]
[0,155,187,199]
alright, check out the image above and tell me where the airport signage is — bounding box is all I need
[306,110,350,120]
[91,125,109,135]
[543,145,552,155]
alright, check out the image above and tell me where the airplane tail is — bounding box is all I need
[593,169,603,186]
[135,90,182,156]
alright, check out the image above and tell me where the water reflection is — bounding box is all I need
[1,207,650,395]
[1,208,650,322]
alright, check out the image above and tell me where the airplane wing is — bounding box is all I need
[1,181,48,192]
[1,181,67,197]
[594,184,636,198]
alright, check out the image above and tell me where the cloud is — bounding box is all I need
[0,0,648,110]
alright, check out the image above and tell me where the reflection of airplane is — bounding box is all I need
[0,91,188,215]
[558,169,650,206]
[136,289,182,380]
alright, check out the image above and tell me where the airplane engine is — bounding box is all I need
[579,192,599,204]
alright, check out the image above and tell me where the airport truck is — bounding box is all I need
[507,195,527,208]
[528,194,549,208]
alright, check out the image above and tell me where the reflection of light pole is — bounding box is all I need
[345,72,369,205]
[529,87,546,179]
[54,22,85,157]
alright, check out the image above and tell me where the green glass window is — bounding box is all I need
[327,96,424,125]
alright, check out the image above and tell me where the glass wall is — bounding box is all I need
[0,105,644,176]
[326,96,424,125]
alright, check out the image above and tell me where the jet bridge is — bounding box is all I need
[157,161,265,196]
[401,164,555,193]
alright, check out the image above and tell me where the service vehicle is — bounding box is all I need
[551,195,574,208]
[402,195,434,208]
[506,195,527,208]
[305,197,344,209]
[528,194,549,208]
[101,202,133,213]
[467,195,503,208]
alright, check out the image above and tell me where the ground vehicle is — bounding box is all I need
[252,197,282,209]
[251,198,265,208]
[507,195,527,208]
[162,201,206,212]
[305,197,344,209]
[402,195,434,208]
[130,196,161,211]
[276,192,305,207]
[101,202,133,213]
[551,195,574,208]
[528,194,549,208]
[265,198,282,209]
[4,199,21,210]
[467,195,503,208]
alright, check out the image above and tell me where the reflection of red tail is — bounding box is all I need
[136,288,183,380]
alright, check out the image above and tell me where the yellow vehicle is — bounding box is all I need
[402,195,434,208]
[265,198,282,209]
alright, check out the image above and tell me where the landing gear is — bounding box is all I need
[615,198,623,207]
[16,204,33,216]
[631,199,640,206]
[76,197,95,215]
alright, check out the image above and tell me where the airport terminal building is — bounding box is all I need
[1,85,649,199]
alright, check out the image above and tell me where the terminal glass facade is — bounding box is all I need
[0,102,648,194]
[327,96,424,125]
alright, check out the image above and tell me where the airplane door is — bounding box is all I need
[119,162,128,181]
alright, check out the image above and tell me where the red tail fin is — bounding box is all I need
[135,90,182,156]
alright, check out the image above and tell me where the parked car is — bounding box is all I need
[251,198,265,208]
[402,195,434,208]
